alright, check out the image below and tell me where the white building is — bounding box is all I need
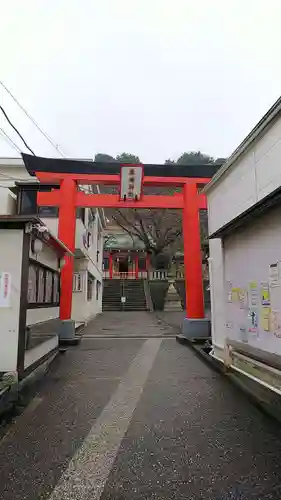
[206,96,281,396]
[0,215,72,384]
[0,157,105,328]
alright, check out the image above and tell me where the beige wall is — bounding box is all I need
[26,307,59,327]
[0,229,23,372]
[0,187,16,214]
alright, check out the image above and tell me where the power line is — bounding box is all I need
[0,127,21,154]
[0,80,66,157]
[0,106,35,155]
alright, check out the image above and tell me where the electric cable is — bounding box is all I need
[0,106,35,155]
[0,80,66,157]
[0,127,21,154]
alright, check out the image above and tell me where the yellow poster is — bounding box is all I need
[261,282,270,306]
[231,288,240,302]
[261,307,271,332]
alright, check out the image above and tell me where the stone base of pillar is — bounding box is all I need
[181,317,211,340]
[59,320,80,345]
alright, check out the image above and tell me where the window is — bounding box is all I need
[96,280,101,301]
[45,270,53,303]
[87,273,95,301]
[103,257,109,270]
[53,273,60,303]
[27,265,37,303]
[27,261,60,308]
[38,206,59,217]
[17,186,61,217]
[73,272,84,292]
[19,190,37,215]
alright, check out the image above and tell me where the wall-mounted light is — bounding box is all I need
[31,238,43,255]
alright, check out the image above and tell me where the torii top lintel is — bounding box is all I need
[22,154,222,186]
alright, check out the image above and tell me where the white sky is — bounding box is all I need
[1,0,281,162]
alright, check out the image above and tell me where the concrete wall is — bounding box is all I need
[0,229,23,372]
[210,207,281,361]
[208,239,225,349]
[208,115,281,235]
[0,187,16,214]
[222,207,281,356]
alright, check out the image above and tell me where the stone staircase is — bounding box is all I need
[102,279,148,311]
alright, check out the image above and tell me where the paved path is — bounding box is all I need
[81,311,176,338]
[0,312,281,499]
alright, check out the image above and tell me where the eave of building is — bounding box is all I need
[204,95,281,194]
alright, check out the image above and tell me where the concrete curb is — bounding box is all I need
[176,334,281,426]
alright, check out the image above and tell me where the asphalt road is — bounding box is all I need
[0,312,281,499]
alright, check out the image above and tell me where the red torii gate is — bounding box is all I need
[22,154,216,336]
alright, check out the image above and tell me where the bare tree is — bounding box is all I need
[111,208,182,268]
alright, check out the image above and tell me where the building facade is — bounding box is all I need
[0,215,71,386]
[206,96,281,395]
[0,158,105,327]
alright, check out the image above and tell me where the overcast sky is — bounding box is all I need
[0,0,281,163]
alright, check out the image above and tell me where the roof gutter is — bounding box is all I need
[204,95,281,194]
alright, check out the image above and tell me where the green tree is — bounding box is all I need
[94,153,116,162]
[176,151,214,165]
[116,152,141,163]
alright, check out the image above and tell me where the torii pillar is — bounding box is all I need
[181,182,210,339]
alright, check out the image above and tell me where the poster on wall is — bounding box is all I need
[248,309,259,336]
[261,282,270,306]
[260,307,271,332]
[269,263,281,287]
[249,282,259,307]
[231,287,240,303]
[0,272,11,307]
[272,311,281,338]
